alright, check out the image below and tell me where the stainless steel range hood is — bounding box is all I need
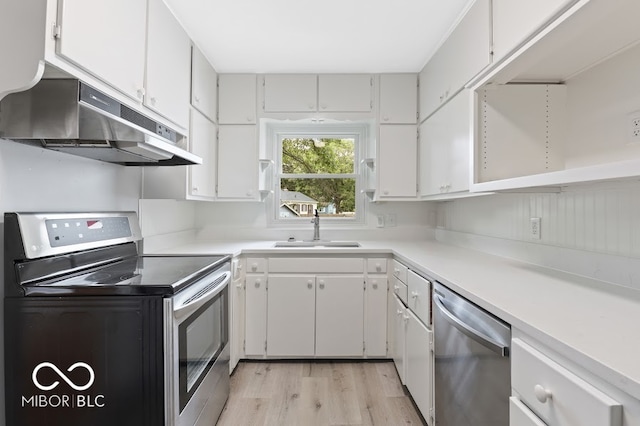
[0,79,201,166]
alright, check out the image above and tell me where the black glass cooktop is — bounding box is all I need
[22,255,229,296]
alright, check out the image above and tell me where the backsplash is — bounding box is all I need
[436,180,640,289]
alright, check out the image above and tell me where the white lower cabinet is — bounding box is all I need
[392,294,408,384]
[406,309,433,425]
[365,274,388,357]
[510,397,547,426]
[315,275,364,356]
[267,275,316,356]
[245,272,267,356]
[511,338,622,426]
[229,257,245,373]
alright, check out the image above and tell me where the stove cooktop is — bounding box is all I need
[20,255,229,296]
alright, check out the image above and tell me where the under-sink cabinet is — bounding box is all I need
[243,256,389,358]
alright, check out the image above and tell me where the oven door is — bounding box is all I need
[165,263,230,426]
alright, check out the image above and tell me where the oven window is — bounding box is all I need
[178,288,228,411]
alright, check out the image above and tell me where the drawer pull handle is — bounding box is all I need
[534,384,552,403]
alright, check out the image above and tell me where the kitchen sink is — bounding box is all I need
[273,240,361,248]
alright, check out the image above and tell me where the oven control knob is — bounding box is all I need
[534,384,552,403]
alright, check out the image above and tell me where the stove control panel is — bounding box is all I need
[46,217,132,247]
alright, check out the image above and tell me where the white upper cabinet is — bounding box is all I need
[263,74,317,112]
[378,125,418,199]
[56,0,147,102]
[419,0,491,121]
[318,74,373,112]
[191,45,218,123]
[420,89,472,198]
[492,0,577,62]
[379,74,418,124]
[217,125,259,200]
[218,74,257,124]
[189,109,217,199]
[145,0,191,129]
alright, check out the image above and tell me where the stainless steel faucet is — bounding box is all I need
[311,209,320,241]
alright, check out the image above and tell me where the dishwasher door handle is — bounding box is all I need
[433,294,509,357]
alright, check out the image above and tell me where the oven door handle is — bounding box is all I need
[173,271,230,321]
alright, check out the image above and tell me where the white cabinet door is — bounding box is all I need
[191,45,218,123]
[365,275,388,357]
[56,0,147,102]
[493,0,576,61]
[218,74,257,124]
[379,74,418,124]
[378,125,417,198]
[419,89,472,196]
[267,275,316,356]
[245,273,267,356]
[406,310,433,423]
[510,397,547,426]
[393,295,407,384]
[315,275,364,357]
[263,74,317,112]
[217,125,258,199]
[318,74,372,112]
[145,0,191,128]
[188,109,217,199]
[419,0,491,120]
[230,257,245,372]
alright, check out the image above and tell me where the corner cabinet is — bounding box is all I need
[217,125,259,200]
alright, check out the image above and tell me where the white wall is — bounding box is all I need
[0,141,142,422]
[436,180,640,289]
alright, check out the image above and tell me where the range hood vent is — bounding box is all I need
[0,79,201,166]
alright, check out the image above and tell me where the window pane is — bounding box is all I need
[280,178,356,218]
[282,138,355,174]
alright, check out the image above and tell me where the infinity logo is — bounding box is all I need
[32,362,95,391]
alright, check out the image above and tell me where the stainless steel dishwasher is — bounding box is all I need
[433,282,511,426]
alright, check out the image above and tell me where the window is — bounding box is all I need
[267,123,367,225]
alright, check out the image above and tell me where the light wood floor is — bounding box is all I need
[216,360,426,426]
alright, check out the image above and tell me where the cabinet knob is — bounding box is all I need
[195,95,200,103]
[150,97,157,105]
[308,104,314,110]
[534,385,552,403]
[375,263,382,272]
[307,280,313,289]
[251,263,258,271]
[396,310,403,316]
[320,104,327,110]
[394,268,400,275]
[254,279,261,288]
[235,282,243,289]
[411,291,419,299]
[319,280,325,289]
[192,186,199,192]
[403,314,410,322]
[393,285,400,291]
[372,281,378,290]
[246,116,253,122]
[136,88,145,99]
[383,116,389,122]
[246,190,253,197]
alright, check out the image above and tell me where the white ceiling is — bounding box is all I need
[164,0,474,73]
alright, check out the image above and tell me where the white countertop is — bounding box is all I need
[152,238,640,401]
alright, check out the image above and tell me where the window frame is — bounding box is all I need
[266,122,369,227]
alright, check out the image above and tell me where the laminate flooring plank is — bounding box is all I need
[352,362,394,426]
[298,376,330,425]
[327,363,363,425]
[242,362,280,398]
[264,362,306,426]
[387,396,426,425]
[216,397,269,426]
[375,361,406,398]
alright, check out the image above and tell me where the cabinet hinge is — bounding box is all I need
[370,100,373,110]
[363,341,366,353]
[370,77,373,86]
[243,340,246,352]
[262,77,266,87]
[363,280,366,290]
[262,100,265,110]
[52,23,61,39]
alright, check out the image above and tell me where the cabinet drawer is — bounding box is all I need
[510,397,547,426]
[367,258,387,274]
[392,276,408,305]
[268,257,363,273]
[512,339,622,426]
[391,260,408,283]
[407,270,431,326]
[246,258,267,273]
